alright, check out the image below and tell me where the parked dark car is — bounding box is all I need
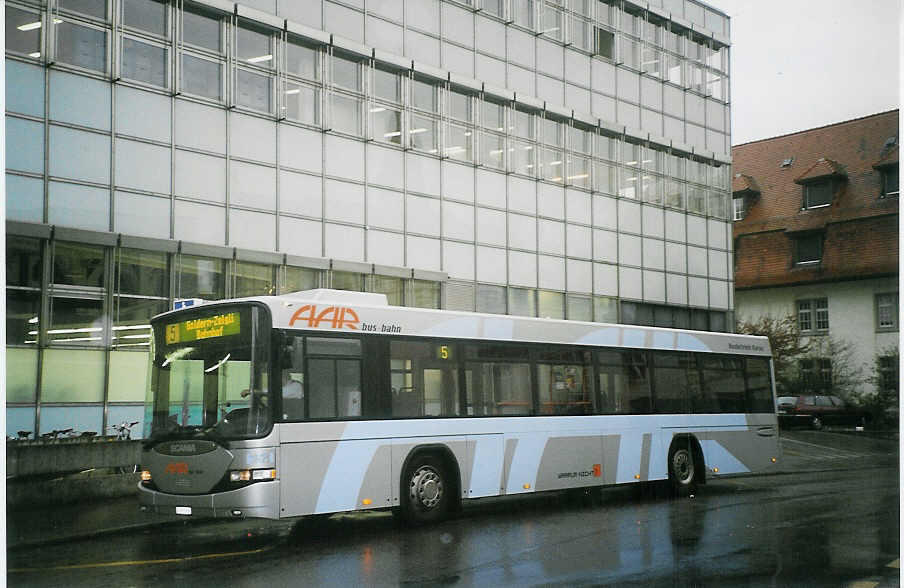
[777,395,870,430]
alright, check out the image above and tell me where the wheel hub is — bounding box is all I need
[410,466,443,509]
[673,450,692,483]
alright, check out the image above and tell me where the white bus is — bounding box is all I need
[138,289,779,524]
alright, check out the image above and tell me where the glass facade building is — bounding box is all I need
[5,0,733,437]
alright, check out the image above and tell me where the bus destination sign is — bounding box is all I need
[165,312,240,344]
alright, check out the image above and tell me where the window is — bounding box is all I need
[371,67,403,145]
[307,337,362,419]
[181,53,223,100]
[652,352,695,413]
[594,27,615,59]
[445,88,475,162]
[465,344,532,416]
[597,351,651,413]
[799,358,832,393]
[179,4,226,101]
[803,181,833,209]
[798,298,828,333]
[369,275,404,306]
[876,293,899,331]
[482,0,505,18]
[794,234,822,265]
[698,356,746,413]
[281,266,321,293]
[284,37,321,125]
[537,351,593,415]
[878,355,898,398]
[56,20,108,73]
[123,0,167,35]
[6,6,43,58]
[507,287,537,317]
[881,166,899,198]
[235,21,276,113]
[746,358,775,413]
[178,254,225,300]
[329,53,364,136]
[232,261,274,297]
[732,197,746,221]
[410,280,441,309]
[122,37,168,87]
[512,0,535,29]
[183,4,222,51]
[391,340,459,417]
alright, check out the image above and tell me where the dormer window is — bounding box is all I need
[804,181,833,209]
[881,165,899,198]
[794,233,823,265]
[794,158,846,210]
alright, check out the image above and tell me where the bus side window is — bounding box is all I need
[281,336,305,421]
[597,351,651,414]
[307,337,362,419]
[390,340,460,418]
[746,358,774,412]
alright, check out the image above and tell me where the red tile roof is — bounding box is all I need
[793,157,846,184]
[732,110,899,288]
[731,173,759,194]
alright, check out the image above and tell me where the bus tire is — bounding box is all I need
[401,454,451,525]
[668,439,698,497]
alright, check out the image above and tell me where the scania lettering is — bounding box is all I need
[138,289,780,523]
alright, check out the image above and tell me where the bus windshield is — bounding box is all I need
[145,304,272,441]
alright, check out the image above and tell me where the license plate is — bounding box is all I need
[175,506,192,516]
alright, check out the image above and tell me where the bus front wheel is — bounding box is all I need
[402,454,451,525]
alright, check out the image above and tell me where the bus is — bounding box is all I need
[138,289,779,524]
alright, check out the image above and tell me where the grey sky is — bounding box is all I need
[705,0,900,145]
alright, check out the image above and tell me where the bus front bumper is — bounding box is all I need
[138,480,280,520]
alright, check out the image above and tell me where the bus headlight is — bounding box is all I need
[252,468,277,481]
[229,468,276,482]
[230,470,251,482]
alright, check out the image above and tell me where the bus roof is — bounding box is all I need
[162,289,772,357]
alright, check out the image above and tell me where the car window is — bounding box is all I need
[801,396,815,405]
[830,396,845,407]
[777,396,798,405]
[815,396,833,407]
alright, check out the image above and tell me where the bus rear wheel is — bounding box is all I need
[402,454,451,525]
[668,443,697,497]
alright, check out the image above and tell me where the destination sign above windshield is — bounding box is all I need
[165,312,241,344]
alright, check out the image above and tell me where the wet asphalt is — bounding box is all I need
[7,430,900,587]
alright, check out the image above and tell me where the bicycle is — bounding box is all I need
[110,421,139,440]
[39,428,73,441]
[6,430,32,442]
[109,421,140,474]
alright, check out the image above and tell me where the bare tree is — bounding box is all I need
[794,336,867,404]
[735,314,809,395]
[863,344,899,426]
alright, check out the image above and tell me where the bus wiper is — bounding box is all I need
[142,424,229,449]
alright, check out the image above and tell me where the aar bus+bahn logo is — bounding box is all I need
[289,305,360,330]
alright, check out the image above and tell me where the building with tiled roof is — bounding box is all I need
[731,110,899,403]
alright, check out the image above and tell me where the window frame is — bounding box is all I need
[875,292,899,332]
[793,233,823,266]
[798,297,829,334]
[880,165,899,199]
[732,196,745,221]
[802,180,834,209]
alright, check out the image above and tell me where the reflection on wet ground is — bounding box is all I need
[8,432,899,587]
